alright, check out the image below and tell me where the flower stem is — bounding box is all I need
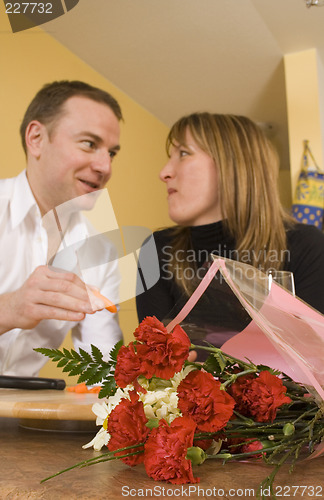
[222,369,257,388]
[40,443,144,483]
[191,343,256,370]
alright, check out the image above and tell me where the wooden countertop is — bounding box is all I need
[0,388,98,420]
[1,417,324,499]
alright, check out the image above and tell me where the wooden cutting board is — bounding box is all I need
[0,388,99,421]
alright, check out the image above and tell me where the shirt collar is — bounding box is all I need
[10,170,40,229]
[10,170,90,244]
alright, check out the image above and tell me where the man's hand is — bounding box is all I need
[0,266,103,334]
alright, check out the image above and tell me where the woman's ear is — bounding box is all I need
[25,121,47,159]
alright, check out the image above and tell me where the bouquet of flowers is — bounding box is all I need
[36,315,324,500]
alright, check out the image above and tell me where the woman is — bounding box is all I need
[136,113,324,336]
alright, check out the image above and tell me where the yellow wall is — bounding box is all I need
[278,170,292,209]
[3,7,321,382]
[284,49,324,195]
[0,5,171,381]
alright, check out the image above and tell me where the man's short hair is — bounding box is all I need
[20,80,123,154]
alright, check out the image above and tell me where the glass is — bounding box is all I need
[267,270,295,296]
[305,0,324,8]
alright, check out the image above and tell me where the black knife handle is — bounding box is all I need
[0,375,66,390]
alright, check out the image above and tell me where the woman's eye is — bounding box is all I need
[179,149,189,157]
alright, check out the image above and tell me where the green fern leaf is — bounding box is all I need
[77,372,91,384]
[86,367,112,386]
[56,358,69,368]
[34,347,63,360]
[34,343,119,385]
[62,347,75,359]
[99,377,117,398]
[62,360,80,373]
[82,365,100,380]
[109,340,123,362]
[69,349,83,361]
[68,364,87,377]
[78,348,93,363]
[91,345,103,363]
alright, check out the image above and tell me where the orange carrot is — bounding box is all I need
[66,383,101,393]
[91,289,118,313]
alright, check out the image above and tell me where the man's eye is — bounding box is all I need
[83,140,95,149]
[109,151,117,159]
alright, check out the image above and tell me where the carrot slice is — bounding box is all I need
[66,383,101,393]
[66,382,88,393]
[91,289,118,313]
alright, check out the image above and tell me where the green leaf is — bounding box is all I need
[84,369,109,386]
[91,344,103,363]
[68,364,86,377]
[109,340,123,362]
[62,360,79,373]
[78,370,95,384]
[256,364,280,375]
[203,354,227,375]
[34,347,64,360]
[215,352,227,372]
[56,358,69,368]
[51,355,63,362]
[34,342,120,387]
[99,377,117,398]
[62,347,74,359]
[69,349,83,361]
[78,348,92,363]
[83,364,102,380]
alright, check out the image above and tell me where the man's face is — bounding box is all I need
[29,96,121,215]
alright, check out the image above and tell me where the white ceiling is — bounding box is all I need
[43,0,324,169]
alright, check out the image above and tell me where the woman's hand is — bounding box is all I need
[187,350,197,362]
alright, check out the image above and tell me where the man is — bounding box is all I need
[0,80,123,376]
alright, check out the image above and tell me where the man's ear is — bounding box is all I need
[25,121,48,158]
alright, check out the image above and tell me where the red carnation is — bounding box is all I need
[139,321,191,380]
[227,437,264,458]
[241,440,264,456]
[229,370,292,423]
[114,343,142,388]
[227,373,255,403]
[144,416,199,484]
[107,391,150,466]
[134,315,169,342]
[115,317,191,387]
[177,370,235,433]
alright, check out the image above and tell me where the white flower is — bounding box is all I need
[83,387,132,451]
[83,367,197,450]
[82,426,110,451]
[91,402,110,426]
[171,365,196,389]
[138,366,196,424]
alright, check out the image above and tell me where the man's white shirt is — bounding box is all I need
[0,171,122,376]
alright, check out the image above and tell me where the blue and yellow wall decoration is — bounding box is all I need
[292,141,324,230]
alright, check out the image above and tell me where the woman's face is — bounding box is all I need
[159,129,222,226]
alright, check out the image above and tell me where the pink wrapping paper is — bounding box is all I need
[166,256,324,459]
[167,257,324,401]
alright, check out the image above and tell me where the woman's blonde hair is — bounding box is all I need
[165,112,294,294]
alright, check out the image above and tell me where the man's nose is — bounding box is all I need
[93,150,112,177]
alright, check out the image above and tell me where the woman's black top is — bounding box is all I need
[136,221,324,330]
